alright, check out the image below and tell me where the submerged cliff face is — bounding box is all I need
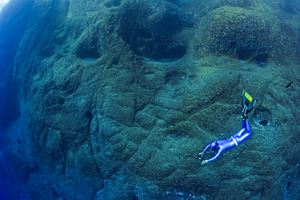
[1,0,300,199]
[0,0,34,133]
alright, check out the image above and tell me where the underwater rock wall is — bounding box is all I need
[0,0,34,133]
[0,0,300,199]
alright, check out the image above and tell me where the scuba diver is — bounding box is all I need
[199,90,256,165]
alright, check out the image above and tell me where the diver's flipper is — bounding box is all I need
[242,90,256,119]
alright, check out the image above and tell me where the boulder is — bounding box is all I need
[0,0,299,199]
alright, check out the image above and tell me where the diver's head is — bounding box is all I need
[211,141,219,150]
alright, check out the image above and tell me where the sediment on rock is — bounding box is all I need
[0,0,299,200]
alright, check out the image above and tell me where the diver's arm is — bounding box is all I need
[201,148,223,165]
[199,144,211,160]
[203,144,211,153]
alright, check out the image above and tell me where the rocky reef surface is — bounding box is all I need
[0,0,300,199]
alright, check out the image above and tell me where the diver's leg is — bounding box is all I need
[202,148,223,165]
[242,119,247,128]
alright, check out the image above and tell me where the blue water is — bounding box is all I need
[1,0,300,199]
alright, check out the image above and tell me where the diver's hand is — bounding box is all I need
[198,152,204,160]
[201,160,206,165]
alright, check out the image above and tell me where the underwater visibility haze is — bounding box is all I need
[0,0,300,199]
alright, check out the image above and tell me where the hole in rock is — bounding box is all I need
[119,3,193,62]
[255,53,268,63]
[159,45,186,61]
[76,47,100,61]
[236,48,253,60]
[286,81,293,88]
[76,38,102,61]
[84,111,93,121]
[259,119,268,126]
[129,194,138,200]
[46,97,65,107]
[253,106,272,126]
[159,13,184,35]
[111,57,119,65]
[139,28,152,39]
[57,98,65,105]
[286,182,291,190]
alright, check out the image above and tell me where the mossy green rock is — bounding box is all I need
[0,0,300,199]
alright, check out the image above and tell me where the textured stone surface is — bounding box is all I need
[0,0,300,200]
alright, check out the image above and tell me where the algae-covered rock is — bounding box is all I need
[202,6,270,60]
[0,0,299,200]
[119,0,195,61]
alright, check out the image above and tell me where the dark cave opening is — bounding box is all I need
[155,45,186,61]
[84,111,93,121]
[255,53,268,63]
[259,119,268,126]
[253,106,273,128]
[119,2,193,62]
[129,194,138,200]
[46,96,65,107]
[84,111,93,133]
[236,48,253,60]
[76,47,101,61]
[162,45,186,60]
[139,28,152,39]
[76,37,102,61]
[57,98,65,105]
[286,181,291,190]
